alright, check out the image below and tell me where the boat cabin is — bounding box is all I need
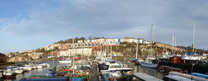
[99,62,121,72]
[99,61,132,75]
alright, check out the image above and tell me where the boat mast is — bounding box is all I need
[193,24,195,53]
[111,38,113,59]
[72,35,75,74]
[35,49,36,63]
[15,53,17,66]
[82,44,83,66]
[107,41,109,57]
[165,41,167,54]
[28,51,30,64]
[136,39,138,59]
[105,42,107,57]
[52,45,54,68]
[174,37,176,54]
[172,35,174,54]
[150,24,153,57]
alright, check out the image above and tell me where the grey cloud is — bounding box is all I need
[1,0,208,49]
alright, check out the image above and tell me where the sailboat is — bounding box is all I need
[130,39,143,65]
[181,24,201,61]
[140,24,158,68]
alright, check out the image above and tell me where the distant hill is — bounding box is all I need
[177,46,208,54]
[55,36,105,44]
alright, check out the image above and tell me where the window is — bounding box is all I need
[110,65,120,68]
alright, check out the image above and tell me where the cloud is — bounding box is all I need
[1,0,208,50]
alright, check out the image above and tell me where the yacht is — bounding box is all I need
[99,61,132,77]
[17,64,32,71]
[140,24,158,68]
[7,66,24,74]
[140,57,158,68]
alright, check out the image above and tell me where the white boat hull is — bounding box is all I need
[36,65,42,69]
[59,60,72,63]
[23,67,32,71]
[140,62,158,68]
[14,70,24,74]
[32,66,37,69]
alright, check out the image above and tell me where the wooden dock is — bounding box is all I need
[89,62,99,81]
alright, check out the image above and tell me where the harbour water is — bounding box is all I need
[3,60,167,81]
[119,60,167,79]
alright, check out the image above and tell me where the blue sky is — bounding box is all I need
[1,0,208,53]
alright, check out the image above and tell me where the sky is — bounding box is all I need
[0,0,208,53]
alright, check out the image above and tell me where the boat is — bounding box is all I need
[159,65,184,73]
[36,65,43,69]
[58,60,72,63]
[45,63,50,67]
[99,61,132,78]
[132,72,162,81]
[191,72,208,79]
[130,58,138,63]
[46,35,90,80]
[52,64,90,80]
[130,40,144,65]
[8,66,24,74]
[1,70,16,79]
[14,69,24,74]
[31,65,37,69]
[140,61,158,68]
[140,24,158,68]
[163,71,207,81]
[58,57,72,63]
[182,24,202,62]
[130,58,143,65]
[163,74,194,81]
[17,64,32,71]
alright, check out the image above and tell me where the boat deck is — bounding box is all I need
[133,72,163,81]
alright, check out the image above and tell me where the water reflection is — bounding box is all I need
[13,61,59,81]
[118,60,166,79]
